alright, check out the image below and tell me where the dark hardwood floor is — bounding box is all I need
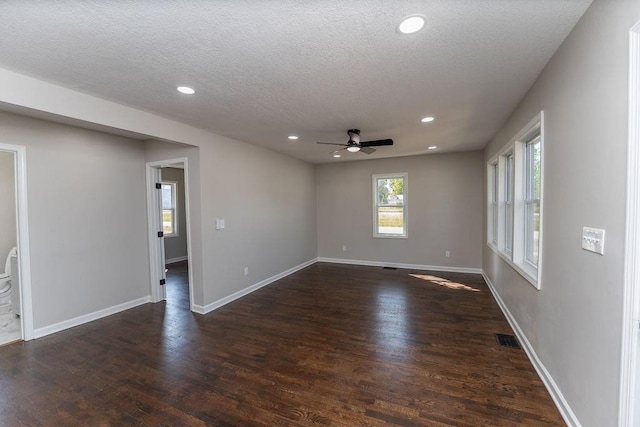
[0,262,564,426]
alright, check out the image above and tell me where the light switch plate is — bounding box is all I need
[582,227,605,255]
[215,218,225,230]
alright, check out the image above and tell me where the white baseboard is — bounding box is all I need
[193,258,318,315]
[481,271,580,427]
[165,256,188,265]
[317,257,482,274]
[33,296,152,339]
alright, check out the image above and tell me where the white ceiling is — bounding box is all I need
[0,1,592,164]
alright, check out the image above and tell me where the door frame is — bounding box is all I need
[146,157,194,311]
[0,143,34,341]
[619,19,640,427]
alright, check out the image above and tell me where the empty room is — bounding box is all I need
[0,1,639,425]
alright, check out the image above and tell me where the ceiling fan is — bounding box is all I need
[316,129,393,155]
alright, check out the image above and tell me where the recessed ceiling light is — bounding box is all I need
[333,153,341,158]
[421,116,435,123]
[428,146,437,150]
[398,15,425,34]
[177,86,195,95]
[288,135,299,140]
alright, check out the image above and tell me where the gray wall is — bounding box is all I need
[0,150,16,262]
[482,0,640,425]
[317,152,483,269]
[0,110,149,329]
[161,167,188,262]
[145,136,317,309]
[199,139,317,305]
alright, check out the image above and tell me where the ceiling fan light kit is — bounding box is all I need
[317,129,393,157]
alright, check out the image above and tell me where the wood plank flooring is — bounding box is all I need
[0,262,565,426]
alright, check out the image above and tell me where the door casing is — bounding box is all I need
[0,143,33,340]
[619,19,640,427]
[146,158,194,310]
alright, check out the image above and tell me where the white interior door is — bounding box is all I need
[148,166,166,302]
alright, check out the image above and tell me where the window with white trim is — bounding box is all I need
[161,182,178,237]
[373,173,407,238]
[524,133,541,267]
[503,152,514,255]
[487,112,543,288]
[488,163,498,245]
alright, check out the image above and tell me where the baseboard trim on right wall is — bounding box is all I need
[318,257,481,274]
[481,271,581,427]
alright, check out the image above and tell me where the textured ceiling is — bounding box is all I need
[0,1,591,163]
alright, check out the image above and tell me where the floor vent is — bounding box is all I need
[382,266,397,270]
[495,333,521,349]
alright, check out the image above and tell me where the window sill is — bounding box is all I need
[374,234,408,239]
[487,243,540,290]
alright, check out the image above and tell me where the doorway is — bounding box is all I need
[0,143,33,344]
[146,158,194,312]
[0,150,19,344]
[160,165,191,311]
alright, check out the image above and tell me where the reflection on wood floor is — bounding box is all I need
[0,262,564,425]
[165,260,190,311]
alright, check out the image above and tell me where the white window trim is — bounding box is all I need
[487,111,544,289]
[523,134,541,268]
[503,151,514,257]
[373,172,408,238]
[162,181,179,238]
[487,162,499,248]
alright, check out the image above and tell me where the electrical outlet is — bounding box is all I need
[244,267,249,276]
[445,250,450,258]
[342,245,347,252]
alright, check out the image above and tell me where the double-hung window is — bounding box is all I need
[504,153,514,255]
[488,163,499,246]
[373,173,407,238]
[486,112,543,288]
[161,182,178,237]
[524,134,541,267]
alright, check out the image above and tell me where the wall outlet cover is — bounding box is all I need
[582,227,605,255]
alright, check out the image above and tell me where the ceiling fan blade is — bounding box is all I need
[360,147,376,154]
[316,141,347,147]
[360,139,393,147]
